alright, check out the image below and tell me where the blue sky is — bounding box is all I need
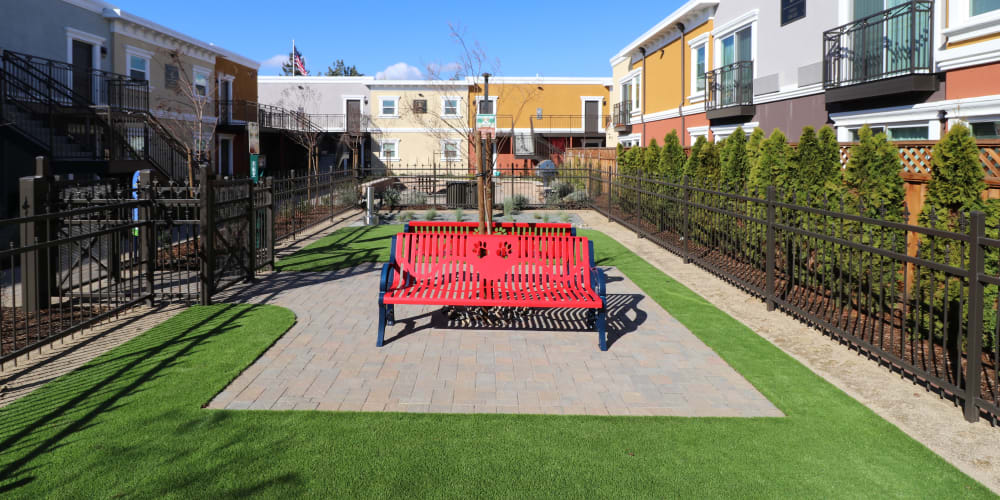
[109,0,686,78]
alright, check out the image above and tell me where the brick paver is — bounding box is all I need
[209,264,782,417]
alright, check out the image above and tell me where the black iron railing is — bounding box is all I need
[705,61,754,112]
[613,102,631,128]
[823,0,934,89]
[529,115,611,134]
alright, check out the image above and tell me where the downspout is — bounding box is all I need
[639,47,647,144]
[677,23,686,146]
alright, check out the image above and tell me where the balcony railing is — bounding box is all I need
[823,1,934,89]
[705,61,754,112]
[529,114,611,135]
[613,102,631,128]
[3,50,149,112]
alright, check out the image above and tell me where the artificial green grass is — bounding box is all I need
[0,229,992,498]
[275,224,401,272]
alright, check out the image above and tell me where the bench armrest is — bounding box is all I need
[380,234,399,295]
[591,267,606,299]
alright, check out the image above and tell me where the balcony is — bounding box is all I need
[705,61,755,121]
[823,1,936,105]
[613,102,631,132]
[529,114,611,136]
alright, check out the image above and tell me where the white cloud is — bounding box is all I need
[261,54,287,69]
[427,62,462,77]
[375,62,424,80]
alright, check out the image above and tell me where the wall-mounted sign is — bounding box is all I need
[514,134,534,156]
[780,0,806,25]
[248,122,260,155]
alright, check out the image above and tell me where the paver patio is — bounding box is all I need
[209,263,782,417]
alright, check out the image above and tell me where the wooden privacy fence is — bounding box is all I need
[0,164,359,363]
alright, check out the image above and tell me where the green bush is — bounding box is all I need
[844,125,904,220]
[693,140,722,189]
[749,129,792,198]
[382,188,401,210]
[643,139,661,176]
[658,131,686,181]
[399,211,415,222]
[453,207,464,222]
[794,126,843,204]
[720,128,750,193]
[511,194,529,212]
[424,208,437,221]
[684,136,707,181]
[503,198,515,220]
[917,123,995,348]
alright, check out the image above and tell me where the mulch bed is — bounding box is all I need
[1,303,108,358]
[593,194,1000,413]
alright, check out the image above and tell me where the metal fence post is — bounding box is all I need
[964,210,986,423]
[18,158,56,313]
[138,170,155,305]
[199,167,215,305]
[245,179,255,283]
[266,176,275,270]
[682,175,691,264]
[765,186,777,311]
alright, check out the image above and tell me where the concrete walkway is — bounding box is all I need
[209,264,781,417]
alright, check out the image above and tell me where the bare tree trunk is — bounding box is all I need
[484,134,494,233]
[474,136,486,233]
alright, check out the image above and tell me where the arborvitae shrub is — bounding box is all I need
[695,140,722,189]
[643,139,661,176]
[659,131,686,180]
[749,129,792,197]
[925,122,986,212]
[745,128,766,189]
[684,136,707,181]
[844,125,904,221]
[721,127,749,193]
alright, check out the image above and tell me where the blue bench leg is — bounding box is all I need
[377,304,387,347]
[596,308,607,351]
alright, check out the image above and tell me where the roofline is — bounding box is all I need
[65,0,260,68]
[259,76,373,84]
[609,0,719,65]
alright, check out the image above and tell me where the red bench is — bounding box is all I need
[404,221,576,236]
[378,231,609,350]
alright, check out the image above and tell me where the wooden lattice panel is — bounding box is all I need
[899,145,933,175]
[980,146,1000,180]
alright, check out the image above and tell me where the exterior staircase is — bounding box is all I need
[0,49,188,181]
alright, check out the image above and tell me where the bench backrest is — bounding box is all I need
[390,231,595,289]
[404,221,576,236]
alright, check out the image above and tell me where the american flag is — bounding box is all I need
[293,47,308,76]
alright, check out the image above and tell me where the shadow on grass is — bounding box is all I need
[0,304,265,495]
[275,225,399,273]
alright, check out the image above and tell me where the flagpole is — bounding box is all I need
[292,39,296,75]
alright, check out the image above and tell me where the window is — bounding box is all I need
[477,98,495,115]
[193,68,210,97]
[972,0,1000,16]
[721,27,752,66]
[129,55,148,81]
[380,140,399,161]
[413,99,427,114]
[442,97,460,117]
[849,125,928,141]
[971,120,1000,139]
[380,97,398,117]
[781,0,807,25]
[442,140,460,162]
[693,45,707,93]
[619,74,641,113]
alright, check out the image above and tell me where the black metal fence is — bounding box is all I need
[359,165,593,211]
[823,0,934,89]
[588,167,1000,423]
[0,166,360,363]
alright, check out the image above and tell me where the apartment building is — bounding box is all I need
[468,77,611,174]
[609,0,1000,146]
[0,0,259,191]
[258,76,375,173]
[368,79,470,173]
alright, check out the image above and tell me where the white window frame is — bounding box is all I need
[440,139,461,162]
[711,122,758,142]
[380,139,400,161]
[688,32,710,102]
[378,96,399,118]
[966,117,1000,139]
[617,133,641,147]
[217,133,235,176]
[65,27,106,103]
[474,96,498,115]
[617,68,642,115]
[441,96,462,118]
[944,0,1000,44]
[193,65,212,98]
[688,125,710,143]
[125,45,153,83]
[843,122,932,142]
[712,10,759,77]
